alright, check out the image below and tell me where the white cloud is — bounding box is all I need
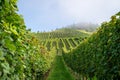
[57,0,120,23]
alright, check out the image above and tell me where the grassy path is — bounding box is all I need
[47,55,74,80]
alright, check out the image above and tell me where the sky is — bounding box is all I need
[17,0,120,32]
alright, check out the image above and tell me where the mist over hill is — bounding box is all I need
[56,23,99,32]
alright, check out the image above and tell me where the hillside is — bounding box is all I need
[33,28,90,52]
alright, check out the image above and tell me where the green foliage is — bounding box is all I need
[63,12,120,80]
[0,0,56,79]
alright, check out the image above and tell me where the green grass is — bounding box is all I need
[47,55,75,80]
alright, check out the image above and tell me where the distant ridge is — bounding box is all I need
[56,22,99,32]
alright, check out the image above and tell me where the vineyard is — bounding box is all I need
[63,14,120,80]
[34,29,89,52]
[0,0,56,79]
[0,0,120,80]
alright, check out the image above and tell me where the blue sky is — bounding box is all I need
[17,0,120,32]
